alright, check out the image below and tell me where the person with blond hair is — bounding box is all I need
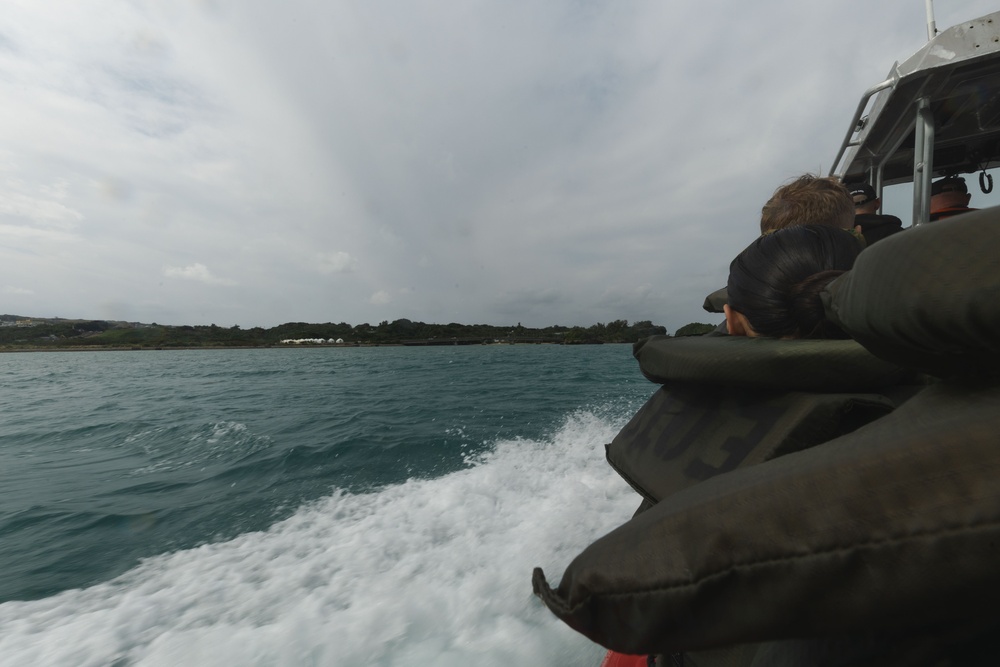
[759,174,856,234]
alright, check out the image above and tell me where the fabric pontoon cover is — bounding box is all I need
[533,207,1000,657]
[609,336,910,506]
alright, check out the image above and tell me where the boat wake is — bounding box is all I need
[0,407,640,667]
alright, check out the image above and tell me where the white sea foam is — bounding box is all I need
[0,409,640,667]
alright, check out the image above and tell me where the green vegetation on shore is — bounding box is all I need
[0,316,677,350]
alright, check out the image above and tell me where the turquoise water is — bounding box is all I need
[0,345,653,666]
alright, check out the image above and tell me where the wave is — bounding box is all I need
[0,408,641,667]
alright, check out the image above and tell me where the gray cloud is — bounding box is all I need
[2,1,999,330]
[163,263,237,286]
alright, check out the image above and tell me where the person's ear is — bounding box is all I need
[724,304,754,337]
[963,193,972,206]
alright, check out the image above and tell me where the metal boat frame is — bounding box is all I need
[831,11,1000,227]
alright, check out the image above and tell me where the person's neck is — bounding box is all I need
[930,193,970,212]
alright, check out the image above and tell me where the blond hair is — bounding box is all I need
[760,175,855,234]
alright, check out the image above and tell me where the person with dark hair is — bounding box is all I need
[703,175,860,318]
[723,225,863,339]
[848,182,903,245]
[929,176,977,221]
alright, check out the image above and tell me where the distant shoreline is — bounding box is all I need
[2,317,671,349]
[0,346,394,353]
[0,341,624,353]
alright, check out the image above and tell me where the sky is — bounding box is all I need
[2,1,999,331]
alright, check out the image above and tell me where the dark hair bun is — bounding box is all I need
[790,270,848,339]
[728,226,863,339]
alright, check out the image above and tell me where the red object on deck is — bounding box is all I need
[600,650,648,667]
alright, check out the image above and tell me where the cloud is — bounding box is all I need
[163,263,237,286]
[0,224,78,242]
[4,286,34,295]
[317,251,357,274]
[3,1,1000,329]
[595,283,654,311]
[0,185,84,227]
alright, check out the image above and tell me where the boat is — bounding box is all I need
[533,9,1000,667]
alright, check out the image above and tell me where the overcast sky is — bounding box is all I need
[2,1,998,331]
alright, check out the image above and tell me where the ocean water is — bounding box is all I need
[0,345,653,666]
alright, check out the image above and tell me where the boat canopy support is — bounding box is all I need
[829,76,898,188]
[913,97,935,226]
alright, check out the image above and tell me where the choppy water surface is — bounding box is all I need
[0,345,652,666]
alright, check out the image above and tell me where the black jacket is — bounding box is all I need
[855,213,903,245]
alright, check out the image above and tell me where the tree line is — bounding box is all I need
[0,317,706,350]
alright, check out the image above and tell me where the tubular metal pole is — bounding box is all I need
[925,0,937,40]
[828,77,896,178]
[875,166,884,212]
[912,97,934,227]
